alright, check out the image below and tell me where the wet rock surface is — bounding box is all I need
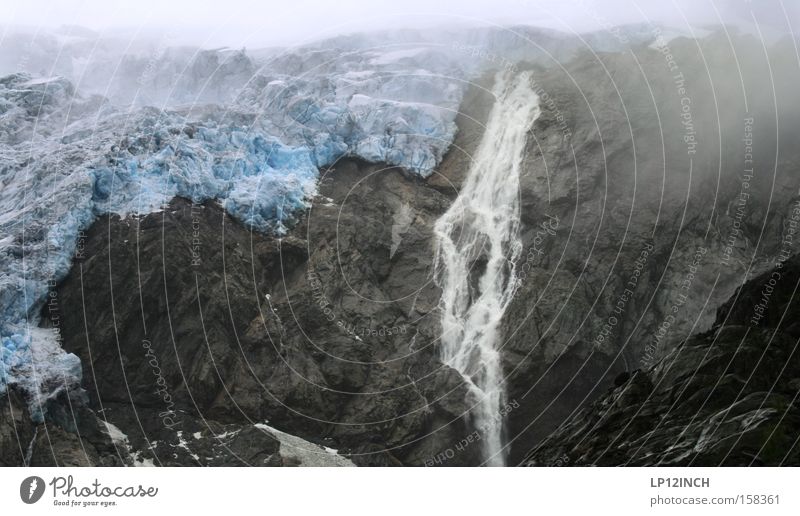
[28,156,481,466]
[2,32,799,467]
[523,256,800,466]
[500,34,800,464]
[0,388,35,466]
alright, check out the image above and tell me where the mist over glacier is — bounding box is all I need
[0,38,478,409]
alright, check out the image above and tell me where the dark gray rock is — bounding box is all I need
[501,32,800,463]
[0,387,35,466]
[523,256,800,466]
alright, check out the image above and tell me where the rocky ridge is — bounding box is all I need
[1,28,799,466]
[524,255,800,466]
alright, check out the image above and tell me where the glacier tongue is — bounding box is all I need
[0,47,464,414]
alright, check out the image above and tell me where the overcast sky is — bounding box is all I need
[3,0,797,48]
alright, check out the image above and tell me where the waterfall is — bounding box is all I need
[433,70,540,466]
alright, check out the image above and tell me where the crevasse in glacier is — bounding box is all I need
[0,48,464,415]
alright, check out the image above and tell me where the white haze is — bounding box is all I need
[2,0,797,49]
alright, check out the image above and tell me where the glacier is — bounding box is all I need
[0,48,463,415]
[0,23,657,419]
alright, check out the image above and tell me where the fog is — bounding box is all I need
[2,0,797,48]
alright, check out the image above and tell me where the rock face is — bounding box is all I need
[0,388,35,466]
[37,158,481,466]
[0,44,465,405]
[524,255,800,466]
[498,33,800,463]
[0,376,352,467]
[2,29,799,467]
[0,386,124,467]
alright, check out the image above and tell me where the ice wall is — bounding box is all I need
[0,49,463,416]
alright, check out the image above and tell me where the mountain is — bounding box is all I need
[1,24,799,466]
[524,254,800,466]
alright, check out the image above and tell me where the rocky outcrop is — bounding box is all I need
[1,69,497,467]
[35,157,480,466]
[524,255,800,466]
[0,388,35,466]
[2,30,799,467]
[500,32,800,463]
[0,386,125,467]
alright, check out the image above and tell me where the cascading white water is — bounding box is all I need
[433,70,540,466]
[24,426,38,467]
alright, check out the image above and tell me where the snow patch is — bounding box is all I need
[254,422,354,467]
